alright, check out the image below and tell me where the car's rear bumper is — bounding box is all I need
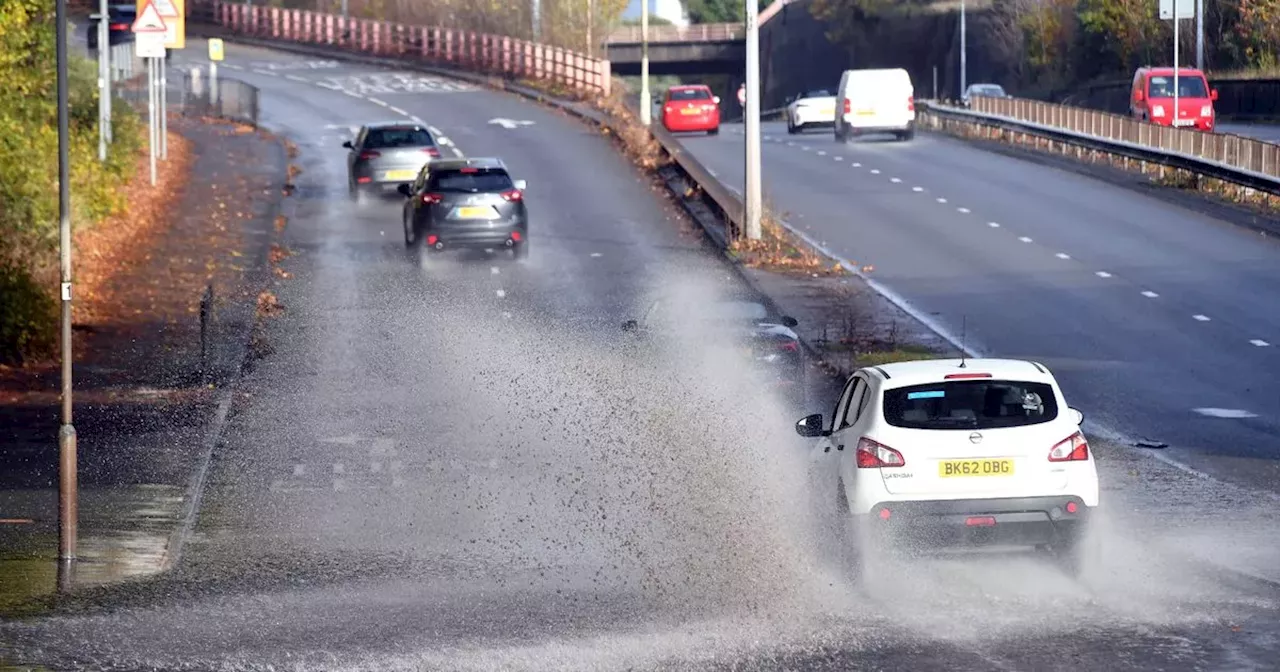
[664,115,719,131]
[862,495,1091,548]
[423,222,528,249]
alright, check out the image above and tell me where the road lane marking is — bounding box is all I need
[1142,290,1159,298]
[1193,408,1257,418]
[1250,339,1271,347]
[496,289,506,298]
[590,252,603,257]
[451,147,465,157]
[390,105,408,115]
[368,97,389,107]
[834,156,843,160]
[957,207,970,214]
[852,162,861,167]
[936,197,947,203]
[913,186,923,192]
[1019,236,1033,243]
[1193,314,1211,321]
[988,222,1000,228]
[1096,271,1112,278]
[491,266,500,274]
[252,69,278,76]
[1055,252,1070,259]
[315,81,343,90]
[223,64,244,70]
[817,150,827,156]
[786,141,795,146]
[292,464,306,476]
[285,74,307,82]
[870,169,880,174]
[890,177,900,183]
[343,90,362,98]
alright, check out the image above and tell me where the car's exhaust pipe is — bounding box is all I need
[434,242,444,250]
[505,239,514,247]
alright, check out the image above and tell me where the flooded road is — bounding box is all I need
[3,42,1280,671]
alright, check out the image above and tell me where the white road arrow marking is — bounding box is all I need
[487,118,535,129]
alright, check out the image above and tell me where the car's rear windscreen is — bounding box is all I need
[669,88,712,101]
[429,168,514,193]
[883,380,1059,430]
[365,127,435,149]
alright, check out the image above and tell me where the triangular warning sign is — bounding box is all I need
[132,2,167,32]
[152,0,178,15]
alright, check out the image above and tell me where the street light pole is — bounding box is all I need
[97,0,108,161]
[639,0,651,125]
[1195,0,1203,70]
[959,0,967,97]
[743,0,762,240]
[55,0,79,567]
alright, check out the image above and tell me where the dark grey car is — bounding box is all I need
[345,122,442,202]
[398,157,529,259]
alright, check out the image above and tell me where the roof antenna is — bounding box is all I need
[958,315,967,368]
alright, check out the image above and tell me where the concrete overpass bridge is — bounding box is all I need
[603,22,745,76]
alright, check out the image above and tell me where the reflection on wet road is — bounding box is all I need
[3,41,1280,671]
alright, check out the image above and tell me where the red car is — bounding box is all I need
[661,85,721,135]
[1130,66,1218,132]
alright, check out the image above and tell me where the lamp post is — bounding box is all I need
[639,0,651,125]
[743,0,762,240]
[55,0,80,571]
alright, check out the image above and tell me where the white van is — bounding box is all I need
[834,68,916,142]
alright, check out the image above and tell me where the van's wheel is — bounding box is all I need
[899,125,915,142]
[708,126,719,136]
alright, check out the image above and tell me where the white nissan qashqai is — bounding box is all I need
[796,358,1100,579]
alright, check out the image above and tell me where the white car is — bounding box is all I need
[796,358,1099,578]
[962,82,1010,108]
[785,89,837,134]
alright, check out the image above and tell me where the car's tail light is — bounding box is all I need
[110,22,128,30]
[843,99,851,114]
[965,516,996,527]
[1049,431,1089,462]
[424,147,440,157]
[511,231,522,242]
[907,96,915,112]
[777,340,798,352]
[356,176,372,183]
[500,189,522,202]
[855,437,905,468]
[460,167,479,174]
[426,234,438,245]
[421,192,443,205]
[945,372,991,379]
[701,103,717,111]
[358,150,381,159]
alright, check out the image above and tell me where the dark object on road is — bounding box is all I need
[86,4,137,50]
[620,299,806,406]
[1135,440,1168,449]
[345,122,441,203]
[399,157,529,260]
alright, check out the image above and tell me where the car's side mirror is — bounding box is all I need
[780,315,799,327]
[1069,407,1084,426]
[342,140,354,149]
[396,183,413,197]
[621,319,639,332]
[513,179,527,190]
[1211,88,1219,101]
[713,95,721,104]
[795,413,827,438]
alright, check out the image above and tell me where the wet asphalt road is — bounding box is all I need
[678,121,1280,492]
[3,43,1280,671]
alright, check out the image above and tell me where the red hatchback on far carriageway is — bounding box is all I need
[661,84,721,135]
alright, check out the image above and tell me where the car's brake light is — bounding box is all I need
[664,105,675,113]
[425,147,440,157]
[843,99,851,114]
[358,150,380,160]
[1049,431,1089,462]
[944,372,991,379]
[110,22,129,30]
[460,167,479,174]
[421,192,443,205]
[500,189,522,202]
[855,437,905,468]
[907,96,915,112]
[777,340,798,352]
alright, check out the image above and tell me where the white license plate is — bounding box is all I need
[1173,119,1196,127]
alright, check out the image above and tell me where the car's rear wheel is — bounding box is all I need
[403,216,415,247]
[511,241,529,260]
[1050,523,1100,580]
[708,126,719,135]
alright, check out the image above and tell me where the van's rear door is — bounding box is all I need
[844,70,913,129]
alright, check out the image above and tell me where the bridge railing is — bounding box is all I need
[605,23,745,44]
[189,0,611,95]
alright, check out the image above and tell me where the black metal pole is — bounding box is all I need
[56,0,79,567]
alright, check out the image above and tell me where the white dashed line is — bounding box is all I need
[987,222,1000,228]
[852,162,861,167]
[800,146,811,151]
[936,197,947,204]
[590,252,603,257]
[333,463,345,474]
[285,74,307,82]
[315,81,343,90]
[389,105,408,115]
[870,169,880,174]
[786,141,795,146]
[1055,252,1070,259]
[890,177,901,183]
[1193,408,1257,418]
[1193,314,1211,321]
[1141,290,1159,298]
[495,289,506,298]
[1250,339,1271,347]
[223,64,244,70]
[1096,271,1112,278]
[491,266,500,275]
[912,186,923,192]
[252,69,278,76]
[957,207,970,214]
[1018,236,1033,243]
[451,147,464,158]
[834,156,843,161]
[368,97,388,107]
[343,90,362,98]
[817,150,827,156]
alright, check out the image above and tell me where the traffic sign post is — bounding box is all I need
[208,38,223,105]
[1160,0,1193,127]
[133,0,166,184]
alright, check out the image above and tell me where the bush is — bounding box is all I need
[0,1,144,364]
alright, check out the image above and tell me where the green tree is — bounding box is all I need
[685,0,772,24]
[1077,0,1165,72]
[1235,0,1280,68]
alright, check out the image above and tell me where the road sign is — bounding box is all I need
[138,0,185,49]
[1159,0,1193,20]
[208,38,224,61]
[136,31,166,57]
[737,85,746,105]
[132,1,166,32]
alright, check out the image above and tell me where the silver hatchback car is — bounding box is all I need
[345,122,442,201]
